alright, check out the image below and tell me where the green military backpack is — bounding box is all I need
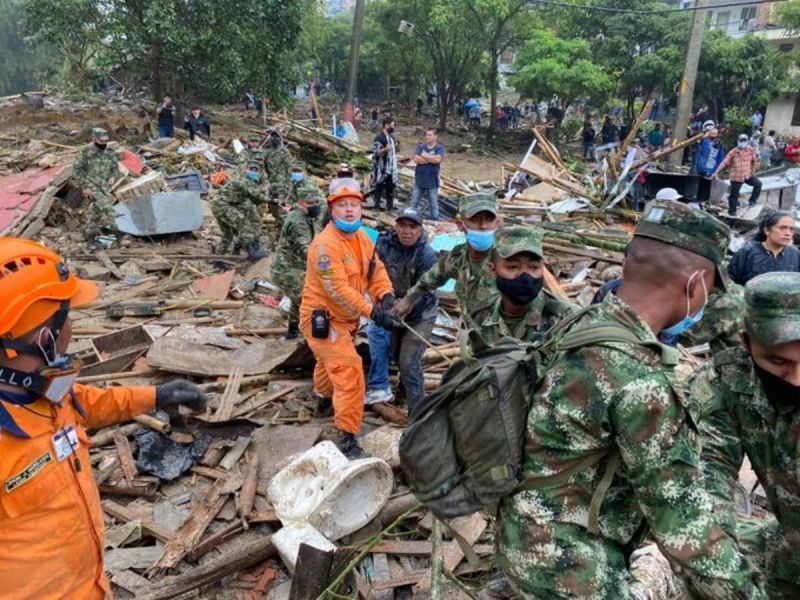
[399,306,675,521]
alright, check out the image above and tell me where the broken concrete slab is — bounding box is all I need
[116,191,203,236]
[252,425,322,488]
[105,545,163,571]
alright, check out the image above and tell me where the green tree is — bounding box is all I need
[0,0,59,94]
[511,29,614,112]
[463,0,531,135]
[24,0,306,103]
[778,0,800,33]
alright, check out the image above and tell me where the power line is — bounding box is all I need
[529,0,790,15]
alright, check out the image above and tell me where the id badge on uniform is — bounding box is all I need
[52,425,79,462]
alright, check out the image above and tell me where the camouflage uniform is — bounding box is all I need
[497,201,765,599]
[679,283,746,353]
[270,185,324,327]
[692,272,800,599]
[211,167,269,253]
[472,225,576,345]
[263,135,294,227]
[72,128,120,239]
[404,194,499,328]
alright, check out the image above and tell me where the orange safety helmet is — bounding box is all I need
[0,238,97,339]
[326,177,364,206]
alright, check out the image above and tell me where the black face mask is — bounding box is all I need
[387,127,395,134]
[270,138,280,148]
[752,360,800,410]
[94,142,107,151]
[495,273,544,306]
[307,205,321,219]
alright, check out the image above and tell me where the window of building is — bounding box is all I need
[739,6,757,31]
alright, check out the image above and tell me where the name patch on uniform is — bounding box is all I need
[318,254,334,275]
[644,207,665,222]
[5,452,53,493]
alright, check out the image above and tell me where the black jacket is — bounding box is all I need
[375,231,438,324]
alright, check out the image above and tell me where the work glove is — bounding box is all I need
[371,294,401,330]
[156,379,207,415]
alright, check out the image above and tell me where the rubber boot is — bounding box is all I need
[286,321,300,340]
[247,241,266,261]
[314,395,333,418]
[336,430,369,460]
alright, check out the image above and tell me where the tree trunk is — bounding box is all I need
[437,81,449,131]
[487,39,499,141]
[151,38,163,101]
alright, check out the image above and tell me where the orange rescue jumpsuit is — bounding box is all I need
[0,383,156,600]
[300,223,393,433]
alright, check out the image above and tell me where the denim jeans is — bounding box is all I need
[411,185,440,220]
[367,318,434,417]
[158,126,174,138]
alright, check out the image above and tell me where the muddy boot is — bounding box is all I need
[336,430,369,459]
[314,395,333,418]
[247,241,266,261]
[286,321,300,340]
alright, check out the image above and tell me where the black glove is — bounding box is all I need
[156,379,207,415]
[371,294,400,329]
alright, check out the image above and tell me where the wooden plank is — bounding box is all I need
[239,453,260,520]
[136,533,276,600]
[543,265,570,300]
[289,544,335,600]
[147,473,244,576]
[102,499,173,543]
[97,250,124,279]
[370,540,493,556]
[214,366,244,422]
[218,436,251,471]
[91,281,159,310]
[112,429,138,484]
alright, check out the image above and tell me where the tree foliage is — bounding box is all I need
[511,29,614,110]
[24,0,308,103]
[0,0,58,94]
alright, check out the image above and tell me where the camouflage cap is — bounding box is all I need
[745,272,800,346]
[493,225,543,259]
[249,149,266,159]
[635,200,731,291]
[296,181,323,204]
[92,127,110,142]
[247,133,261,142]
[459,193,497,219]
[291,161,306,171]
[246,159,263,170]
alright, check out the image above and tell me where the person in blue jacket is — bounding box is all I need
[693,127,726,206]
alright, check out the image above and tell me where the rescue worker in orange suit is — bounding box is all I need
[0,238,207,600]
[300,177,397,458]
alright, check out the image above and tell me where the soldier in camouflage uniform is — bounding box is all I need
[394,193,500,328]
[270,184,324,338]
[692,271,800,599]
[472,225,576,345]
[72,127,121,243]
[288,161,310,207]
[497,200,765,599]
[263,131,294,228]
[211,160,268,261]
[239,133,264,168]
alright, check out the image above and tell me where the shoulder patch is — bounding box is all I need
[5,452,53,493]
[317,254,334,275]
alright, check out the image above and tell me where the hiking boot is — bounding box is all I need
[247,242,266,261]
[365,387,394,405]
[286,321,300,340]
[336,430,369,459]
[314,395,333,418]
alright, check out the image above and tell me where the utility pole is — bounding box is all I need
[670,0,708,166]
[343,0,366,124]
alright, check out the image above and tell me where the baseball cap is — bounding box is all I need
[92,127,110,142]
[459,193,497,219]
[396,207,423,226]
[745,272,800,346]
[635,200,731,291]
[702,120,716,131]
[655,188,682,202]
[493,225,543,259]
[738,134,749,142]
[247,133,261,142]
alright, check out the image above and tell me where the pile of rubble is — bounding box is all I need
[0,92,783,599]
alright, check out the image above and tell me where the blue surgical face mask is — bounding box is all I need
[465,229,495,252]
[660,271,708,339]
[246,171,260,182]
[334,218,361,233]
[291,172,304,183]
[738,141,749,149]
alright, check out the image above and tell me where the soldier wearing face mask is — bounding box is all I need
[263,131,294,227]
[473,225,576,345]
[271,184,324,339]
[692,271,800,599]
[72,127,121,245]
[393,193,500,329]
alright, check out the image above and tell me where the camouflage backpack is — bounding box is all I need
[399,306,676,521]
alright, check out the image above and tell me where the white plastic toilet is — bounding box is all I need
[267,441,393,572]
